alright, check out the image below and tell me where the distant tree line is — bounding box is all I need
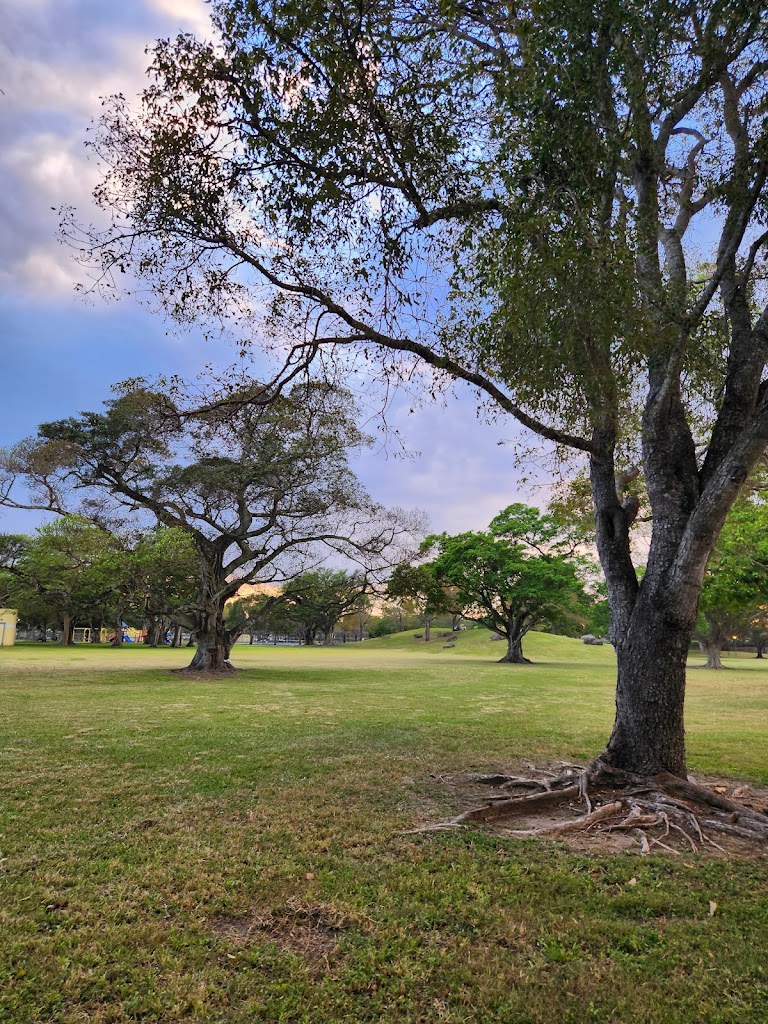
[0,517,199,647]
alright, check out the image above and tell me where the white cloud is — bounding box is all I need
[14,248,83,298]
[5,133,98,204]
[0,0,216,302]
[350,392,545,534]
[0,132,100,296]
[146,0,213,38]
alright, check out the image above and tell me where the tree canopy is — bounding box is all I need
[1,517,119,644]
[0,519,200,646]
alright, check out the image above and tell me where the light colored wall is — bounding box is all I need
[0,609,18,646]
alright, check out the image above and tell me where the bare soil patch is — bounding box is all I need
[210,897,353,970]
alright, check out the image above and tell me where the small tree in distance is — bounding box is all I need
[421,505,587,664]
[694,496,768,669]
[281,570,370,645]
[386,563,453,643]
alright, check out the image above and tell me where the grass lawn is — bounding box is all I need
[1,630,767,1023]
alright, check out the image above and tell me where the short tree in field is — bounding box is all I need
[386,563,453,643]
[0,385,420,672]
[280,570,370,645]
[422,505,587,664]
[224,592,278,645]
[695,496,768,668]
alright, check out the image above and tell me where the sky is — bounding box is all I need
[0,0,537,539]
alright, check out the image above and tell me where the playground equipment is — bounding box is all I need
[0,609,18,646]
[98,626,147,644]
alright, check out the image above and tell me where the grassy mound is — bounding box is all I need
[364,626,617,662]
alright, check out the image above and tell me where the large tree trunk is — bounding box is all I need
[187,633,234,672]
[589,402,702,780]
[756,642,765,659]
[497,615,532,664]
[703,643,724,669]
[186,600,235,673]
[497,635,531,664]
[60,613,74,647]
[601,598,692,777]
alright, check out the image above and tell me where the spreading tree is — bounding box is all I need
[0,385,420,671]
[423,504,587,664]
[61,1,768,818]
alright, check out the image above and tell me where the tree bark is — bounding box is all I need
[111,616,124,647]
[600,588,694,778]
[704,643,724,669]
[185,602,236,673]
[590,408,702,779]
[60,613,74,647]
[495,613,532,664]
[187,634,235,671]
[497,634,531,664]
[148,618,163,647]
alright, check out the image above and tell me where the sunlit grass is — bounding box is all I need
[1,633,767,1023]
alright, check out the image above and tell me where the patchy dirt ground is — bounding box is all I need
[413,762,768,857]
[209,897,357,972]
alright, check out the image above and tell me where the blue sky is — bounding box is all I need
[0,0,534,538]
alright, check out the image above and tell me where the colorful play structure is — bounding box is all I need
[98,626,147,644]
[70,625,148,644]
[0,609,18,646]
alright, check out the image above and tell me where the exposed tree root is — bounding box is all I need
[408,763,768,854]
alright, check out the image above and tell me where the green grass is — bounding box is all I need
[1,632,767,1023]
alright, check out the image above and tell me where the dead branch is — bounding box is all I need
[454,784,581,824]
